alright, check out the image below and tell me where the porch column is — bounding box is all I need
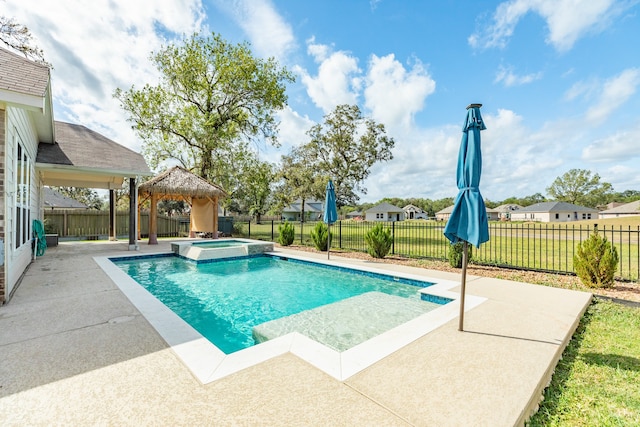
[128,178,138,250]
[148,192,158,245]
[109,189,116,241]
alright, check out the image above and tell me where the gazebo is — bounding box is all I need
[138,166,227,244]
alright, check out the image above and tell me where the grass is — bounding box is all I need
[236,219,640,280]
[527,299,640,426]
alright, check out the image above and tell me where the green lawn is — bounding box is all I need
[236,219,640,280]
[527,299,640,426]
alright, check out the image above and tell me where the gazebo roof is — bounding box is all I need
[138,165,227,199]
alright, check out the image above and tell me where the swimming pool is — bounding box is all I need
[113,254,444,353]
[97,247,484,383]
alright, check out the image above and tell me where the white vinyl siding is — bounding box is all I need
[6,107,40,294]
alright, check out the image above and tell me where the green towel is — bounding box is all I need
[32,219,47,257]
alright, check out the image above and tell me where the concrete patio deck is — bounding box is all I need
[0,240,592,426]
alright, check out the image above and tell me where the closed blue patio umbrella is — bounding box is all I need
[324,179,338,259]
[443,104,489,331]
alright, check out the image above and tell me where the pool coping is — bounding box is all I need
[94,251,486,383]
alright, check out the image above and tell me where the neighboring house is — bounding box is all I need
[282,199,324,221]
[435,205,454,221]
[365,202,404,222]
[486,207,500,221]
[436,204,501,221]
[599,200,640,219]
[43,187,89,210]
[0,47,151,304]
[346,210,362,219]
[510,201,598,222]
[493,204,522,220]
[403,204,428,220]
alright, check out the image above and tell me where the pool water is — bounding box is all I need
[191,240,247,248]
[114,255,438,354]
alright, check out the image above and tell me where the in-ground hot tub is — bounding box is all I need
[171,238,274,261]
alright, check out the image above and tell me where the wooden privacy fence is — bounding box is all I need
[235,220,640,281]
[43,210,189,239]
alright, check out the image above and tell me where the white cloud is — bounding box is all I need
[582,126,640,162]
[494,65,542,87]
[295,41,361,113]
[585,68,640,124]
[6,0,205,153]
[213,0,296,60]
[364,54,436,128]
[469,0,625,52]
[602,165,640,191]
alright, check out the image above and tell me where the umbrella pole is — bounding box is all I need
[327,223,331,259]
[458,241,468,331]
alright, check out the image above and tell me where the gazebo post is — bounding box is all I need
[148,192,158,245]
[213,196,219,239]
[109,189,116,241]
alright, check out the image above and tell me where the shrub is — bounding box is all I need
[364,223,393,258]
[277,221,295,246]
[232,222,245,236]
[310,222,330,251]
[574,227,618,288]
[448,241,472,268]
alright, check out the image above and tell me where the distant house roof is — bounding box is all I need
[403,204,424,212]
[36,121,152,189]
[43,187,88,209]
[494,204,523,212]
[346,211,362,217]
[366,202,404,213]
[599,200,640,214]
[436,205,454,215]
[515,201,598,213]
[283,200,323,213]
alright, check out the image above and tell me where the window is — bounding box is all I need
[555,213,559,219]
[14,135,31,249]
[376,213,384,219]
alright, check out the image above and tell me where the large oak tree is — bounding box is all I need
[546,169,613,208]
[303,104,395,207]
[114,32,294,189]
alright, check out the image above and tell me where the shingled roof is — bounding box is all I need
[0,47,49,99]
[37,121,150,175]
[138,166,227,199]
[43,187,88,209]
[0,47,54,143]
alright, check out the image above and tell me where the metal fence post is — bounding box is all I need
[392,221,395,255]
[339,220,342,249]
[248,220,251,238]
[271,220,274,242]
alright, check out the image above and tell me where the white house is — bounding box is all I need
[281,199,324,221]
[436,204,498,221]
[435,205,453,221]
[493,204,522,220]
[0,47,151,304]
[510,201,598,222]
[599,200,640,219]
[403,204,428,220]
[365,202,404,222]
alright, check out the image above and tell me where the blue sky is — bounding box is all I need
[7,0,640,203]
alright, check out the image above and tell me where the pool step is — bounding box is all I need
[252,292,440,352]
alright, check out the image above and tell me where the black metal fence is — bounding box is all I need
[234,220,640,281]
